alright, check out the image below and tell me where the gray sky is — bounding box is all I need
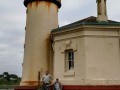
[0,0,120,77]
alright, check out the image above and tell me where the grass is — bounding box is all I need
[0,78,20,89]
[0,85,16,89]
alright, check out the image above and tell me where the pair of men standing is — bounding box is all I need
[41,71,62,90]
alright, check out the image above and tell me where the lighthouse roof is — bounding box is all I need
[24,0,61,8]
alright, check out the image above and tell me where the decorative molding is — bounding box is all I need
[65,40,71,47]
[60,41,77,53]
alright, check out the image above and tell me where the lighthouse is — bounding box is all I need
[20,0,61,86]
[16,0,120,90]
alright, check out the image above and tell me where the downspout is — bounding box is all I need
[119,29,120,64]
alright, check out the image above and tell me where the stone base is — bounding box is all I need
[14,86,37,90]
[63,85,120,90]
[15,85,120,90]
[14,86,53,90]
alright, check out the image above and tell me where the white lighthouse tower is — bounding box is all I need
[20,0,61,86]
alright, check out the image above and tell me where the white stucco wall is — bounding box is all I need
[52,26,120,85]
[84,29,120,85]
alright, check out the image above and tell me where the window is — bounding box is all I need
[66,50,74,70]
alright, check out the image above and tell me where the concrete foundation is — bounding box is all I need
[15,85,120,90]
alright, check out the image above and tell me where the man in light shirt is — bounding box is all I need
[41,71,52,90]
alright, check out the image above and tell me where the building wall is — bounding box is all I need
[52,26,120,85]
[84,29,120,85]
[53,29,86,85]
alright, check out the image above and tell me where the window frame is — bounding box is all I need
[65,49,74,71]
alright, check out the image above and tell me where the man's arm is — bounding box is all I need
[41,75,44,81]
[59,82,62,90]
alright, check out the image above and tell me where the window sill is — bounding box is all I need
[64,70,75,77]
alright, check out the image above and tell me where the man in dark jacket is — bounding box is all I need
[53,78,62,90]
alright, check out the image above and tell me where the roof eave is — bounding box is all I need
[52,23,120,33]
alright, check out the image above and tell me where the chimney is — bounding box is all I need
[96,0,108,21]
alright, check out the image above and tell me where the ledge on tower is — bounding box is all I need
[24,0,61,8]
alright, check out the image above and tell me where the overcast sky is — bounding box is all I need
[0,0,120,77]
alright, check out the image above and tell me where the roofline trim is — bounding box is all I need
[52,22,120,33]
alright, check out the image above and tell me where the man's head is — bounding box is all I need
[56,78,59,82]
[45,70,49,75]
